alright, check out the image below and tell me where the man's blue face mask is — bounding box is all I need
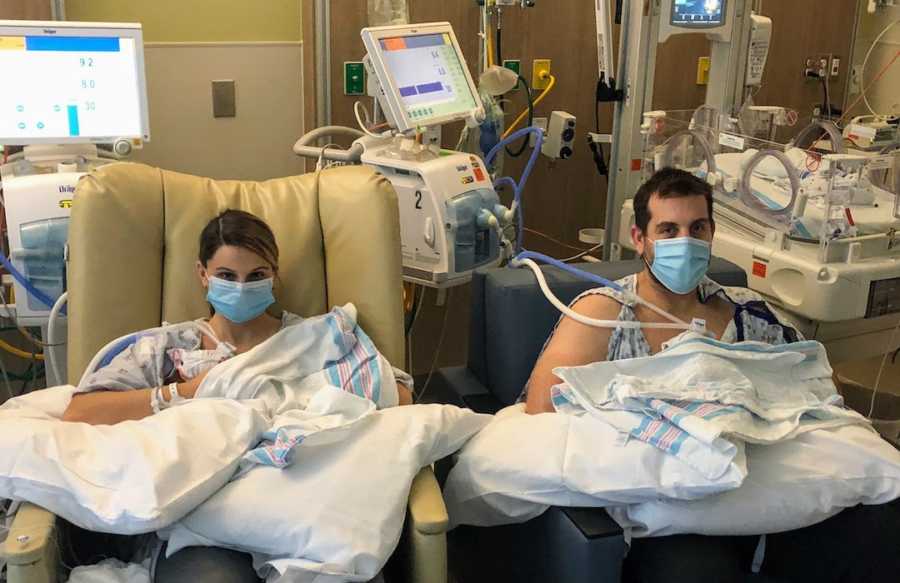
[644,237,711,295]
[206,277,275,324]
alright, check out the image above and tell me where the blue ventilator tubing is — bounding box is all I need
[0,253,66,313]
[485,126,545,252]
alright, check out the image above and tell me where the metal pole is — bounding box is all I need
[315,0,332,131]
[602,0,660,260]
[51,0,66,20]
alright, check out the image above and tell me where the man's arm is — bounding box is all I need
[524,294,621,414]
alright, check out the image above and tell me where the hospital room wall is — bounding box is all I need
[846,2,900,119]
[64,0,306,180]
[324,0,864,375]
[0,0,50,20]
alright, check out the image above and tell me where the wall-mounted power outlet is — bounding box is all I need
[530,116,548,146]
[803,54,831,79]
[532,59,551,90]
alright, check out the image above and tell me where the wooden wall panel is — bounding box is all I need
[653,36,710,110]
[756,0,858,127]
[0,0,51,19]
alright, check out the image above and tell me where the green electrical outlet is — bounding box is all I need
[344,62,365,96]
[503,59,521,76]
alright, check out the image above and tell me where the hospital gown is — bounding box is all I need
[519,274,801,401]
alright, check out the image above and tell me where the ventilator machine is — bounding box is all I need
[0,19,150,384]
[295,22,514,288]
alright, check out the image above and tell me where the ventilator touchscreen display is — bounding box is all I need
[672,0,725,26]
[0,30,146,143]
[379,33,477,125]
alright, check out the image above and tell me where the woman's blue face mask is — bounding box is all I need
[644,237,711,295]
[206,277,275,324]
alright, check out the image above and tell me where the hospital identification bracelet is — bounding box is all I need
[151,382,188,414]
[161,382,187,408]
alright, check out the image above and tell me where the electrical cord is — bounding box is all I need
[495,18,502,66]
[505,75,534,157]
[820,74,832,120]
[415,288,452,405]
[502,74,556,140]
[0,285,65,348]
[589,84,610,177]
[0,338,43,361]
[561,242,604,263]
[354,101,387,138]
[868,315,900,419]
[0,338,14,402]
[405,284,425,337]
[861,19,900,117]
[524,227,591,253]
[0,286,61,349]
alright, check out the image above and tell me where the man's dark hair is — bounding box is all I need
[633,168,714,233]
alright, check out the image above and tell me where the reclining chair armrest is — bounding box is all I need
[408,467,449,535]
[403,467,448,583]
[4,503,58,583]
[436,367,505,414]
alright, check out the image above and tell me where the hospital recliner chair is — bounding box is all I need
[433,257,749,583]
[3,163,449,583]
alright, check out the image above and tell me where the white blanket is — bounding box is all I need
[66,559,150,583]
[164,404,491,583]
[607,424,900,537]
[197,304,399,415]
[552,334,867,480]
[443,404,747,529]
[0,385,270,533]
[0,300,471,582]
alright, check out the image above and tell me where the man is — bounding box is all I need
[523,168,899,582]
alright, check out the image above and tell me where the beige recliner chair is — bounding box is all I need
[3,162,449,583]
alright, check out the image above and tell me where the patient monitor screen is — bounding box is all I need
[379,33,477,124]
[672,0,726,26]
[0,27,147,144]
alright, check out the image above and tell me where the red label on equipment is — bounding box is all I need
[752,261,767,278]
[631,159,643,171]
[473,167,485,182]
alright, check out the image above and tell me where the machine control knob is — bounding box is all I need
[424,217,436,247]
[113,138,133,157]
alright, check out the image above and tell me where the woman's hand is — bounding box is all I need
[174,369,211,400]
[397,382,413,406]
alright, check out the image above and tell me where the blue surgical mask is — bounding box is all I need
[206,277,275,324]
[645,237,711,295]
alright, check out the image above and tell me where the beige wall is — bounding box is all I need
[63,1,307,181]
[66,0,302,42]
[847,3,900,117]
[133,42,306,181]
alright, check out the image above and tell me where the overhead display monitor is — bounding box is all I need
[362,22,483,133]
[0,20,150,146]
[671,0,726,27]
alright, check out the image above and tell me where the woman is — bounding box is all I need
[61,209,413,583]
